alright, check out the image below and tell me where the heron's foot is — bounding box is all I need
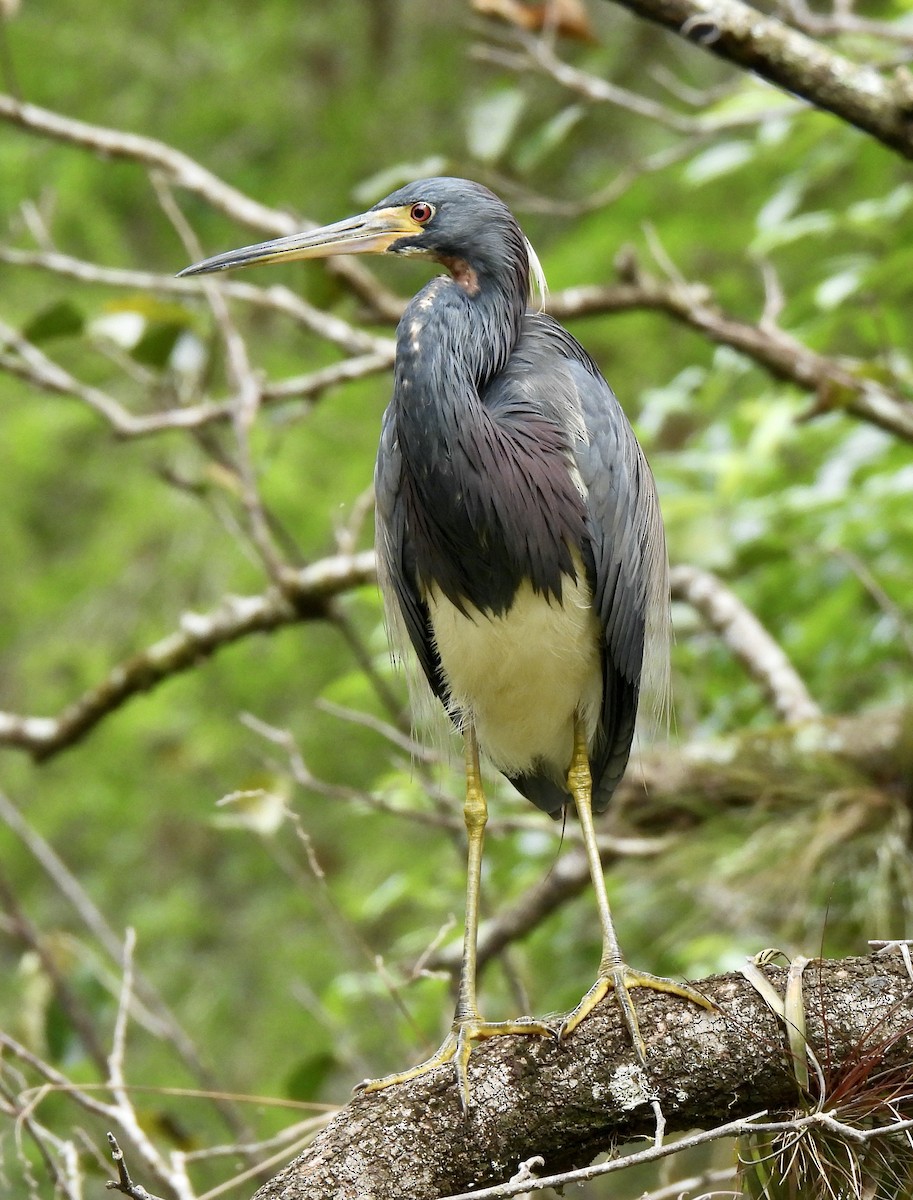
[356,1015,556,1112]
[560,966,714,1062]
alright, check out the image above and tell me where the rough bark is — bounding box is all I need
[251,953,913,1200]
[603,0,913,161]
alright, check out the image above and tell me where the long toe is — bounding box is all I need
[357,1015,556,1111]
[560,966,714,1061]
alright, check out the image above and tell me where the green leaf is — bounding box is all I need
[514,104,584,173]
[285,1052,338,1101]
[22,299,85,343]
[465,86,525,164]
[131,321,184,367]
[683,140,753,184]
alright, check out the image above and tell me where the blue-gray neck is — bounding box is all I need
[390,273,586,615]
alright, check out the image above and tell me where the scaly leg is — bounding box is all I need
[560,715,713,1060]
[360,723,553,1110]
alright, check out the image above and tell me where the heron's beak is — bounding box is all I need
[178,206,425,277]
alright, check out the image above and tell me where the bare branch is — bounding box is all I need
[0,316,173,436]
[600,0,913,160]
[0,244,397,354]
[547,269,913,443]
[260,352,394,402]
[779,0,913,50]
[155,169,293,590]
[0,313,391,436]
[670,564,822,723]
[0,92,403,320]
[0,866,110,1073]
[428,835,669,976]
[478,28,804,133]
[0,94,282,230]
[0,552,375,761]
[427,703,912,973]
[105,1133,166,1200]
[0,790,257,1146]
[0,1032,116,1123]
[0,538,886,768]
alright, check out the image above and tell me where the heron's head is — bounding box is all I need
[179,177,543,302]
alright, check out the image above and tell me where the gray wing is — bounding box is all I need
[571,354,669,812]
[494,314,668,815]
[374,406,450,709]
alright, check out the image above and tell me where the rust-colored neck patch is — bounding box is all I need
[439,255,480,296]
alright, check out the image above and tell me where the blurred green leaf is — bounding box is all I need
[22,299,84,342]
[285,1052,338,1101]
[132,321,185,367]
[465,86,525,164]
[683,140,753,184]
[514,104,585,173]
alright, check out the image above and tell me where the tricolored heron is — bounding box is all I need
[180,178,710,1107]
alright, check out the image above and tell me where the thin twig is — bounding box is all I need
[0,244,396,352]
[780,0,913,48]
[105,1133,165,1200]
[479,28,804,133]
[438,1114,769,1199]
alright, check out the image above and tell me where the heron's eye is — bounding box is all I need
[410,202,434,224]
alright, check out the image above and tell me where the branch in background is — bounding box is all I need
[0,245,395,355]
[602,0,913,161]
[548,264,913,443]
[670,564,821,723]
[780,0,913,48]
[0,312,392,435]
[0,791,258,1147]
[478,27,805,134]
[0,552,375,762]
[0,866,110,1074]
[246,953,913,1200]
[0,92,404,322]
[0,551,867,764]
[428,836,669,976]
[156,172,297,591]
[6,253,911,445]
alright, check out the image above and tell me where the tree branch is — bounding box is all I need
[0,93,403,321]
[780,0,913,49]
[548,267,913,444]
[0,245,395,356]
[670,564,821,722]
[479,27,804,134]
[1,545,901,771]
[246,952,913,1200]
[0,552,375,762]
[602,0,913,160]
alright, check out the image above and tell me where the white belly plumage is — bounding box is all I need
[425,570,603,784]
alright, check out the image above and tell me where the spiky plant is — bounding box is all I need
[739,1022,913,1200]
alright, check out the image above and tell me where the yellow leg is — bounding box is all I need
[560,715,713,1060]
[359,724,553,1110]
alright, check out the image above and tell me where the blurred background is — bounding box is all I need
[1,0,912,1195]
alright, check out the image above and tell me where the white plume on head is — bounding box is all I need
[525,237,548,312]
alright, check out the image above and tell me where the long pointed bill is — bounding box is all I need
[178,206,425,277]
